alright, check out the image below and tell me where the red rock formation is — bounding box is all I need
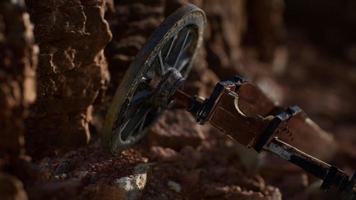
[148,110,205,151]
[202,0,247,78]
[0,0,37,199]
[25,0,112,156]
[104,0,165,90]
[0,0,37,159]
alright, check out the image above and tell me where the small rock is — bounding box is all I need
[148,110,205,151]
[73,170,89,179]
[54,173,67,180]
[54,160,73,176]
[167,181,181,193]
[149,146,181,163]
[115,163,151,200]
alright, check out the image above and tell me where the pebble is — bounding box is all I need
[167,180,181,193]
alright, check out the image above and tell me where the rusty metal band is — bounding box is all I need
[254,106,302,152]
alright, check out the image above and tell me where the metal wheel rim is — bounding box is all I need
[102,4,206,153]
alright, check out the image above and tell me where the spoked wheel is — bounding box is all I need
[102,4,206,153]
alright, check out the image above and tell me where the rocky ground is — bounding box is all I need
[0,0,355,200]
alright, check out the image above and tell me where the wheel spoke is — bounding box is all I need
[158,51,166,75]
[137,109,150,133]
[120,106,150,140]
[177,57,190,72]
[165,34,178,61]
[173,30,191,69]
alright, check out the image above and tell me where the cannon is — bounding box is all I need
[101,4,355,199]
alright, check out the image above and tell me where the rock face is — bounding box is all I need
[104,0,165,91]
[0,0,37,158]
[202,0,246,78]
[244,0,285,62]
[25,0,112,156]
[0,1,36,199]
